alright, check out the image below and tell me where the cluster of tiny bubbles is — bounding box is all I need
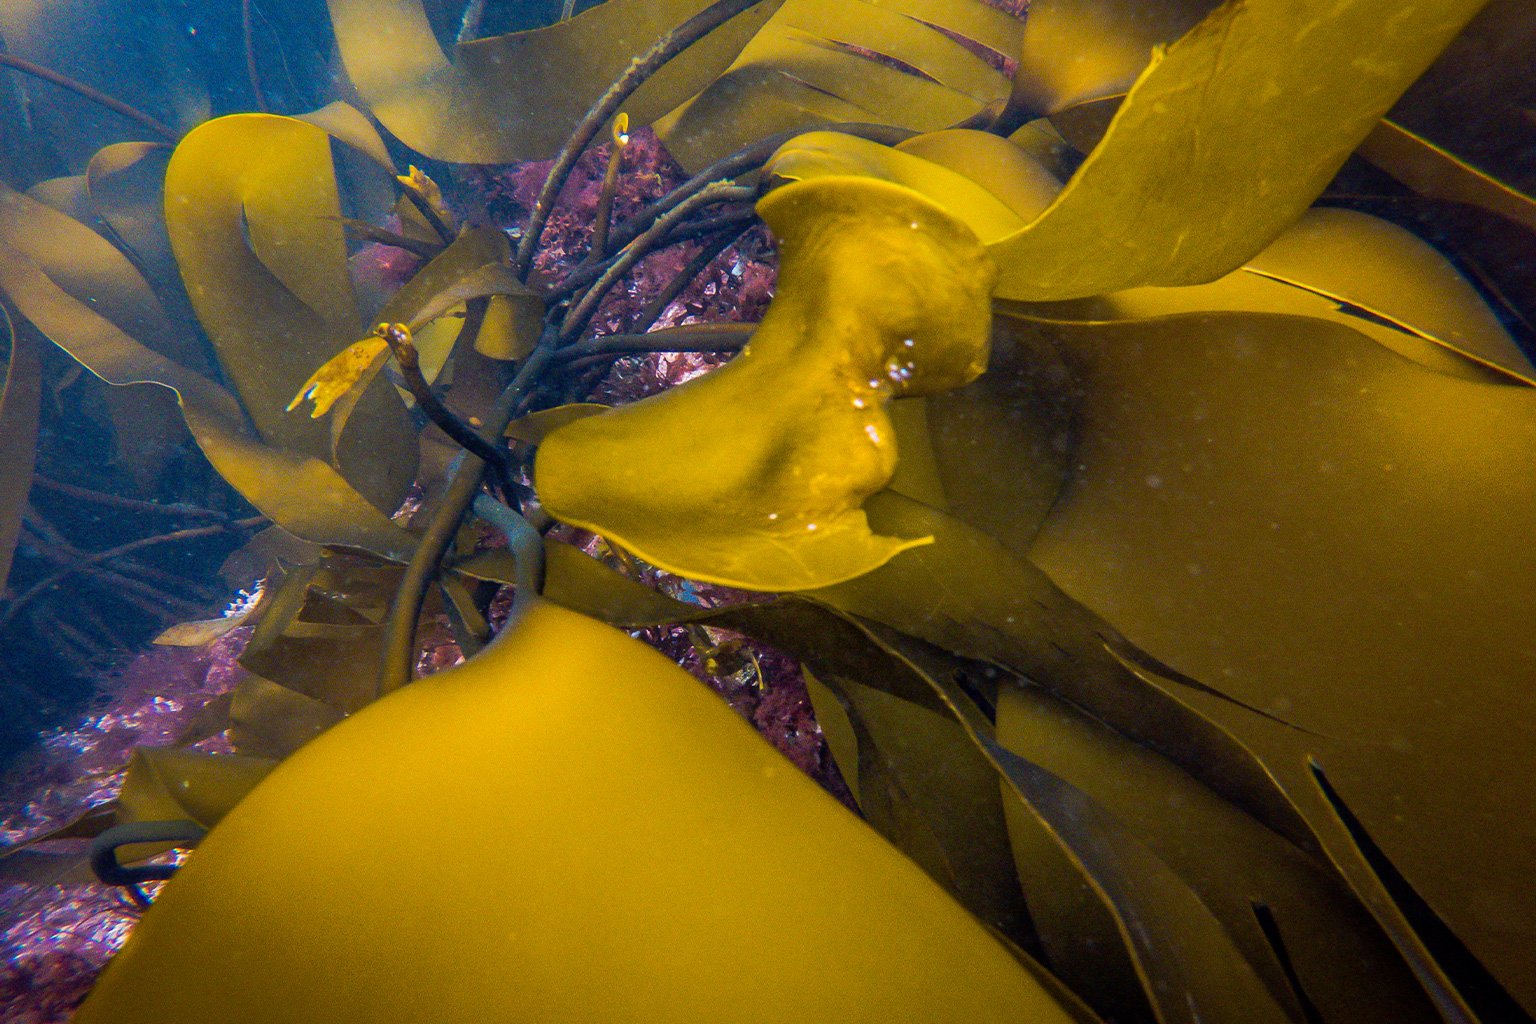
[884,354,916,386]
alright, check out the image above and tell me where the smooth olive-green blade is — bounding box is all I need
[0,309,39,593]
[1008,0,1217,117]
[996,756,1296,1024]
[918,318,1075,556]
[226,674,346,760]
[1244,207,1533,377]
[987,0,1494,300]
[114,747,276,862]
[1134,675,1523,1021]
[80,143,222,493]
[1007,206,1534,384]
[812,490,1322,852]
[0,0,206,168]
[0,180,183,359]
[843,622,1299,1024]
[996,680,1440,1024]
[8,172,209,495]
[164,113,417,514]
[218,525,324,587]
[82,142,203,356]
[25,174,95,224]
[1383,0,1535,200]
[0,237,417,562]
[295,102,394,172]
[328,0,784,163]
[1358,118,1536,234]
[1024,311,1536,1012]
[805,667,1030,938]
[656,0,1013,170]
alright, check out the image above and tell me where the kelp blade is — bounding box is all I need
[986,0,1495,300]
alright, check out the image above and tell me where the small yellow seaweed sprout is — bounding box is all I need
[397,165,456,235]
[286,333,389,418]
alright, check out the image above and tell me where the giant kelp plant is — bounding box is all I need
[0,0,1534,1020]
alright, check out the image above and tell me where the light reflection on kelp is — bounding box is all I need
[0,0,1534,1021]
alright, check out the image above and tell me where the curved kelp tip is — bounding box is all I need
[535,176,996,591]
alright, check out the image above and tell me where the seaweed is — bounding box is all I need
[1,0,1535,1020]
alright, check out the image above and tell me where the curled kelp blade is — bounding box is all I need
[654,0,1023,171]
[328,0,785,163]
[0,234,417,561]
[766,131,1030,243]
[893,130,1064,223]
[985,0,1494,300]
[164,112,417,514]
[1019,311,1536,1013]
[536,176,994,591]
[0,309,40,593]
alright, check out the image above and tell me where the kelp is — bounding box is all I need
[328,0,786,163]
[5,0,1535,1019]
[653,0,1023,170]
[536,175,995,590]
[163,113,418,512]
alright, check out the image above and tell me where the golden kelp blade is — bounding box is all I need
[286,335,389,419]
[535,177,995,591]
[985,0,1495,300]
[74,602,1071,1024]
